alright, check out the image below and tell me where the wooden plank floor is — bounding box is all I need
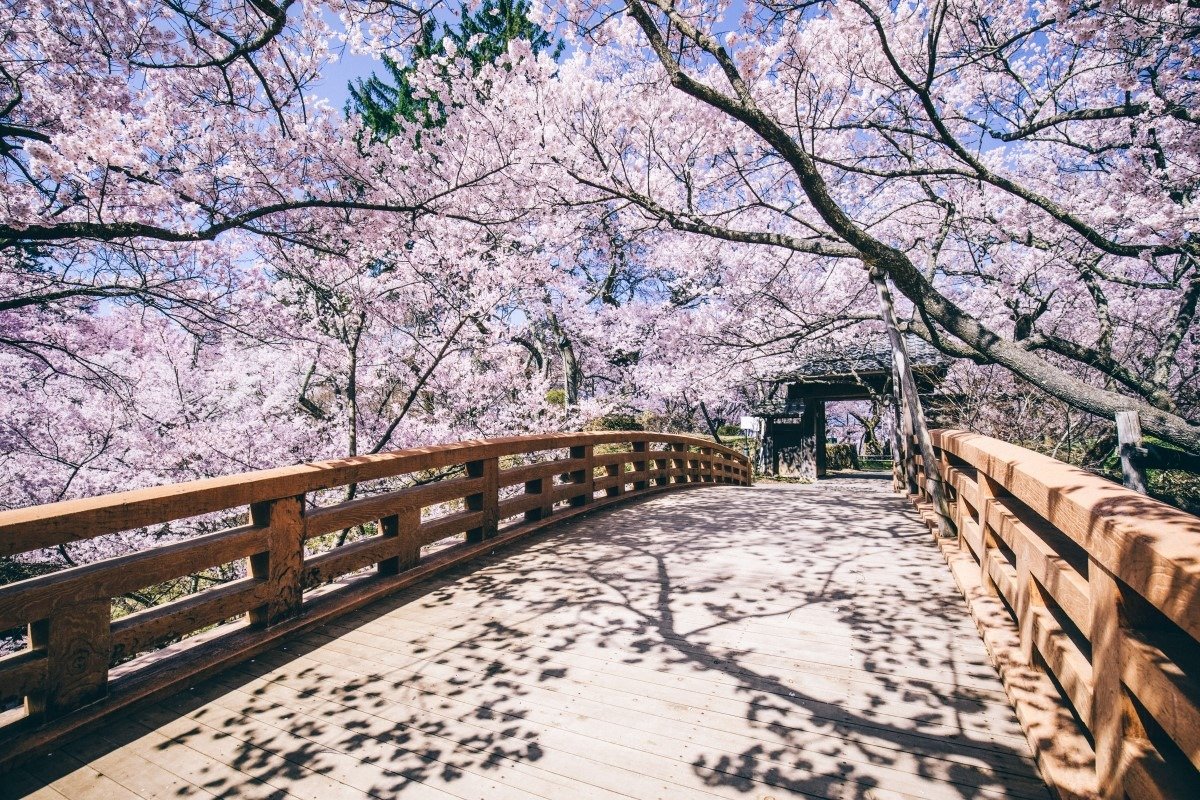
[7,478,1049,800]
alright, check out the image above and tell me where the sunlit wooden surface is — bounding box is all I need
[9,477,1048,800]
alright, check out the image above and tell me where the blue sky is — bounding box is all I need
[311,1,755,113]
[315,46,380,111]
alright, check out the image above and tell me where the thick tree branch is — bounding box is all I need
[623,0,1200,451]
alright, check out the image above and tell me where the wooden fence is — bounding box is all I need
[0,432,750,769]
[913,430,1200,800]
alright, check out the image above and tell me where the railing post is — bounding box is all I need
[1090,558,1146,798]
[27,600,112,719]
[1015,547,1049,667]
[466,457,500,542]
[569,444,594,506]
[378,506,421,575]
[632,440,649,491]
[670,443,687,484]
[975,473,1005,596]
[938,446,956,530]
[248,495,304,627]
[525,476,551,522]
[654,445,670,486]
[605,460,625,497]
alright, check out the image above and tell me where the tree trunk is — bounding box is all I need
[547,311,581,407]
[699,400,723,444]
[891,354,918,495]
[873,270,953,537]
[1116,411,1148,494]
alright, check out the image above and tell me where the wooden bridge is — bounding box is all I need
[0,432,1198,800]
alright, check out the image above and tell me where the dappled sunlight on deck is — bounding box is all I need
[10,479,1047,800]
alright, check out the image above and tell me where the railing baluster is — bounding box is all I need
[248,495,304,627]
[466,457,500,542]
[1015,551,1049,668]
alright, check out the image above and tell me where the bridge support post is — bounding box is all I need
[248,495,304,627]
[466,457,500,542]
[1116,411,1148,495]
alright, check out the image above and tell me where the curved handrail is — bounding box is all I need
[0,431,745,554]
[918,429,1200,799]
[0,431,750,768]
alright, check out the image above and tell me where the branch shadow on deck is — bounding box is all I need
[16,482,1049,800]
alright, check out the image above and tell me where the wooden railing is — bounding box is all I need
[0,432,750,768]
[913,430,1200,800]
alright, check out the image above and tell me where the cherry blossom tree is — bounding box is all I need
[4,0,1199,538]
[536,0,1199,450]
[0,0,566,564]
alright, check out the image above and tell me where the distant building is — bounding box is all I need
[748,337,949,478]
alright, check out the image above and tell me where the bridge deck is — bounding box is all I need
[9,478,1048,800]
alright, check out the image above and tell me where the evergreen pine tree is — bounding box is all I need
[347,0,560,138]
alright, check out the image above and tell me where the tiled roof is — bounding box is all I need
[770,335,946,382]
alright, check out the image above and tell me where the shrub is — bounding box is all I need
[826,443,859,470]
[585,413,643,431]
